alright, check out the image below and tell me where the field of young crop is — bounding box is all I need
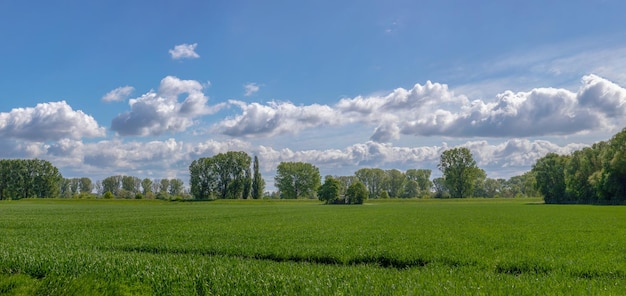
[1,198,625,295]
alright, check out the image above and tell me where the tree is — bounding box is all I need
[384,169,405,198]
[335,176,358,197]
[242,166,252,199]
[354,168,387,199]
[141,178,153,196]
[0,159,62,199]
[317,176,341,204]
[564,146,602,202]
[189,158,215,200]
[169,179,184,196]
[346,181,368,204]
[405,169,432,197]
[400,180,420,198]
[594,129,626,203]
[160,179,170,194]
[433,177,449,198]
[189,151,252,200]
[438,148,482,198]
[79,177,93,194]
[471,169,487,197]
[532,153,569,204]
[101,175,122,196]
[275,162,321,199]
[251,156,265,199]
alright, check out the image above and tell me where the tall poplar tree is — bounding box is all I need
[251,155,264,199]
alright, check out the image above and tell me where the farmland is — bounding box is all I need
[1,198,625,295]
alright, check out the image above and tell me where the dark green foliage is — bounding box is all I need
[275,161,321,199]
[405,169,433,196]
[345,181,368,204]
[141,178,153,195]
[433,177,449,198]
[384,169,405,198]
[251,156,265,199]
[168,179,184,196]
[0,159,62,199]
[189,151,252,200]
[317,176,341,204]
[532,127,626,204]
[354,168,387,199]
[532,153,569,203]
[438,148,482,198]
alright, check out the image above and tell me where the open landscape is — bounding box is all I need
[1,198,624,295]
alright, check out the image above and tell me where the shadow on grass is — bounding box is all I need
[109,245,432,270]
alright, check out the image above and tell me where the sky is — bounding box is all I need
[2,0,626,190]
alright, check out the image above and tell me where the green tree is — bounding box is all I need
[565,146,603,203]
[0,159,62,199]
[275,162,321,199]
[432,177,449,198]
[346,181,368,204]
[317,176,341,204]
[189,151,252,199]
[384,169,405,198]
[438,148,482,198]
[141,178,153,196]
[595,129,626,203]
[189,158,215,200]
[400,180,420,198]
[169,178,184,196]
[79,177,93,194]
[335,175,358,197]
[101,175,122,196]
[405,169,433,197]
[532,153,569,204]
[251,156,265,199]
[354,168,387,199]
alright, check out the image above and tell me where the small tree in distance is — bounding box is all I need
[318,176,341,204]
[346,181,368,204]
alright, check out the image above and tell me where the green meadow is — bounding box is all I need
[1,198,624,295]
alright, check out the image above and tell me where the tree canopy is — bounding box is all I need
[189,151,252,200]
[275,162,321,199]
[438,147,482,198]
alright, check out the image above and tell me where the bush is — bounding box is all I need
[103,191,114,199]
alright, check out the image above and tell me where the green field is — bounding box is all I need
[1,198,625,295]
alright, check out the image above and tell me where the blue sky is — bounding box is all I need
[2,0,626,189]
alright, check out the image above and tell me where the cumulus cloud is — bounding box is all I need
[0,101,105,141]
[101,86,134,102]
[111,76,223,136]
[169,43,200,60]
[215,100,341,137]
[244,83,260,96]
[216,74,626,142]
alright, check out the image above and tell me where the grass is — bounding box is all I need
[0,198,625,295]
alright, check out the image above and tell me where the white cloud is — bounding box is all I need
[0,101,105,141]
[169,43,200,60]
[244,83,260,96]
[101,86,134,102]
[215,100,341,137]
[111,76,224,136]
[213,74,626,144]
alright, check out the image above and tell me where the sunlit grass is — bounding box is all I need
[0,198,624,294]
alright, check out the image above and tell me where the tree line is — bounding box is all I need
[531,127,626,204]
[0,148,540,201]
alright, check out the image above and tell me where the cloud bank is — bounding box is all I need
[214,74,626,142]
